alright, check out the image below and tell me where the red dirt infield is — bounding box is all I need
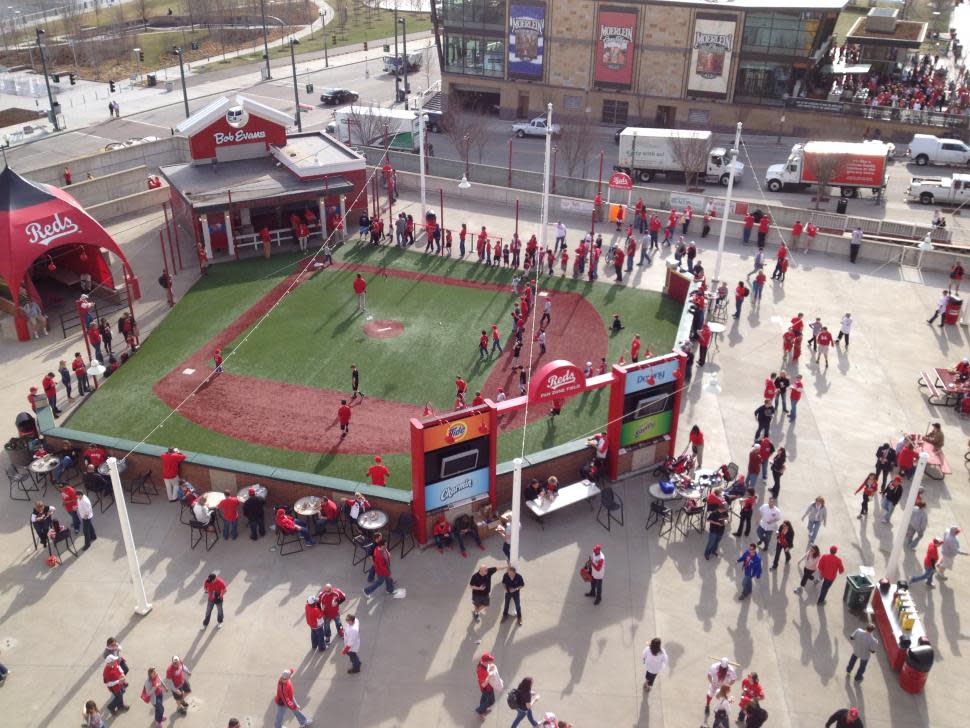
[152,263,607,455]
[363,320,405,339]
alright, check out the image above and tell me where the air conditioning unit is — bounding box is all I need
[866,7,899,33]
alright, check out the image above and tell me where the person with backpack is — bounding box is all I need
[509,676,540,727]
[743,699,769,727]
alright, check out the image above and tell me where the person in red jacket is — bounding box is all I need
[742,212,754,245]
[689,425,705,467]
[791,220,803,248]
[816,545,845,606]
[61,484,81,533]
[276,508,315,545]
[911,538,943,587]
[41,372,62,417]
[274,669,310,727]
[363,538,396,597]
[456,375,467,398]
[697,322,713,367]
[83,443,108,468]
[815,326,833,369]
[432,513,454,552]
[338,399,352,438]
[788,374,804,422]
[367,455,389,486]
[613,247,625,282]
[757,214,771,249]
[305,595,326,651]
[103,655,130,714]
[202,573,228,629]
[317,583,346,646]
[896,440,918,478]
[164,657,192,714]
[763,374,777,402]
[353,273,367,311]
[161,447,187,501]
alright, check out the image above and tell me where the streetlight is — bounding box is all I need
[35,29,59,132]
[174,47,190,118]
[259,0,272,80]
[712,122,742,286]
[398,17,409,98]
[538,103,553,253]
[320,9,329,67]
[462,134,470,178]
[393,6,400,103]
[289,38,302,132]
[552,145,558,194]
[418,112,427,224]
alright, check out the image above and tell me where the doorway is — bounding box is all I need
[517,92,530,118]
[655,106,676,128]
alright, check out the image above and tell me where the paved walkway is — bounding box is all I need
[0,183,967,727]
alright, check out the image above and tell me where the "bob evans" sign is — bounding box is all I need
[213,129,267,145]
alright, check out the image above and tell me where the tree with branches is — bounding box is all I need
[346,104,393,147]
[556,112,597,179]
[442,95,477,169]
[805,152,847,210]
[669,132,713,189]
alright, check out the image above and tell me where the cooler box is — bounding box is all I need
[843,574,875,611]
[945,295,962,325]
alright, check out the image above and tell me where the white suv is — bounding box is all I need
[907,134,970,167]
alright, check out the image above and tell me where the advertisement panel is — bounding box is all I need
[624,358,681,395]
[800,150,886,187]
[593,8,638,89]
[687,16,737,98]
[621,410,673,447]
[425,466,490,510]
[508,2,545,80]
[423,412,490,452]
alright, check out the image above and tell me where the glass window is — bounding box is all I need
[442,0,504,30]
[741,11,816,57]
[735,62,793,101]
[564,95,583,111]
[443,34,505,77]
[602,100,629,125]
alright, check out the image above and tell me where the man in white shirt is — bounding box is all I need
[343,614,361,674]
[928,289,951,327]
[585,544,605,604]
[77,491,97,549]
[836,313,853,348]
[757,497,782,551]
[554,222,567,253]
[192,500,212,526]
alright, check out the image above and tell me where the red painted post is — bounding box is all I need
[410,417,428,544]
[160,231,174,308]
[597,151,604,194]
[162,202,183,271]
[507,139,512,187]
[75,297,97,389]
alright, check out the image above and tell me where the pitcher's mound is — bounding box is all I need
[363,320,405,339]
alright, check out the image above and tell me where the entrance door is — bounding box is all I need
[656,106,676,128]
[206,212,229,254]
[517,92,530,119]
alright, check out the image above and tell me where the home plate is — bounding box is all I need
[393,588,406,599]
[182,368,196,375]
[311,262,325,269]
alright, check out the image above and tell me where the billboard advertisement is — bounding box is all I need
[423,412,490,452]
[594,8,638,89]
[621,410,673,447]
[687,15,737,98]
[509,2,545,80]
[424,466,491,511]
[800,149,886,187]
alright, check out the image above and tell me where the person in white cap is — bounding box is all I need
[273,669,311,728]
[540,712,558,727]
[584,545,605,604]
[704,658,737,715]
[164,656,192,714]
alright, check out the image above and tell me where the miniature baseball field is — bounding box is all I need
[65,242,680,486]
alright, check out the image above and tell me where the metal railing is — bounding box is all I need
[784,97,970,131]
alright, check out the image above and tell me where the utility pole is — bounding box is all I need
[174,48,190,118]
[289,39,302,132]
[399,17,409,98]
[713,122,742,285]
[322,9,329,67]
[35,29,59,131]
[393,5,400,102]
[259,0,272,80]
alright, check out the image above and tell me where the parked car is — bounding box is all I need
[102,136,160,152]
[906,134,970,167]
[319,88,359,106]
[511,116,561,138]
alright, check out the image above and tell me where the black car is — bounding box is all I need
[320,88,359,105]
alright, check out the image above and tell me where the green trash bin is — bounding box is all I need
[843,574,874,611]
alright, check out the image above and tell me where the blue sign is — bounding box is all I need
[508,3,545,79]
[425,466,490,510]
[624,358,680,395]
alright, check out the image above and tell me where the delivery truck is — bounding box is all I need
[765,141,890,198]
[326,106,420,151]
[615,128,744,186]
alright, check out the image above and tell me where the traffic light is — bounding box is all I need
[69,72,76,85]
[109,80,116,92]
[138,50,145,62]
[51,72,60,82]
[383,44,390,53]
[190,41,199,50]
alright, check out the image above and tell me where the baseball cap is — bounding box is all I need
[281,669,293,679]
[480,652,494,662]
[830,546,838,554]
[720,657,729,667]
[307,595,316,604]
[171,656,180,663]
[593,544,602,553]
[248,487,256,496]
[847,707,859,719]
[375,456,381,463]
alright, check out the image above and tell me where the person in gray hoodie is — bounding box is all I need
[906,501,929,550]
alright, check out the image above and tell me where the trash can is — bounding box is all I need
[146,73,157,87]
[900,643,934,694]
[945,295,962,325]
[837,197,849,214]
[843,574,875,611]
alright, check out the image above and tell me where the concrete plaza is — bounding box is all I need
[0,186,967,727]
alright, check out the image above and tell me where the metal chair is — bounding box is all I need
[275,527,304,556]
[645,500,674,538]
[91,483,115,514]
[596,487,625,531]
[8,464,38,502]
[126,471,158,504]
[315,516,342,545]
[388,513,416,559]
[189,519,220,551]
[351,528,374,569]
[675,501,707,537]
[179,499,194,525]
[50,527,79,559]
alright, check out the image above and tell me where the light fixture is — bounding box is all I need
[46,255,56,272]
[79,249,88,262]
[458,175,471,190]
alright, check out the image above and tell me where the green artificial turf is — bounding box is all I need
[66,244,680,487]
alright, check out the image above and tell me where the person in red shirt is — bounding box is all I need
[772,242,788,280]
[161,447,187,501]
[84,444,108,468]
[305,595,326,651]
[353,274,367,311]
[432,514,453,552]
[316,583,346,647]
[896,440,918,478]
[73,353,90,395]
[757,215,771,249]
[613,247,625,282]
[689,425,705,467]
[815,326,834,368]
[911,538,943,587]
[472,391,485,407]
[276,508,315,545]
[202,573,228,629]
[259,226,271,258]
[103,655,130,714]
[478,329,489,360]
[791,220,803,248]
[805,222,817,252]
[733,487,757,537]
[631,334,642,363]
[697,322,712,367]
[164,657,192,714]
[40,372,62,417]
[367,456,389,486]
[218,490,241,540]
[274,669,310,726]
[782,329,795,366]
[625,236,637,273]
[61,484,81,533]
[763,374,777,402]
[788,374,804,422]
[854,472,879,518]
[338,399,352,438]
[742,213,755,245]
[733,280,748,319]
[364,539,396,596]
[816,546,845,606]
[455,376,467,397]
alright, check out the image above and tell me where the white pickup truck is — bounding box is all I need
[906,173,970,205]
[512,117,561,138]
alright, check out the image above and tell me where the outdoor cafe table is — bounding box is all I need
[29,455,58,491]
[295,496,322,531]
[199,491,226,510]
[357,509,389,537]
[237,484,267,502]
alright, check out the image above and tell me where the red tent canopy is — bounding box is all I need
[0,166,135,309]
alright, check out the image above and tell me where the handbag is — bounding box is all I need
[579,558,593,583]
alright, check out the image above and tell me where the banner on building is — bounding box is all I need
[508,2,545,80]
[593,7,638,89]
[687,15,737,98]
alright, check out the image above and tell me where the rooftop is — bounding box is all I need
[846,15,928,45]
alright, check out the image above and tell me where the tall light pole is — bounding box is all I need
[885,452,929,582]
[393,5,400,102]
[35,29,59,131]
[712,122,742,286]
[174,47,190,118]
[538,103,553,252]
[259,0,272,80]
[289,38,302,132]
[106,457,152,615]
[321,8,329,67]
[418,112,427,224]
[398,17,409,98]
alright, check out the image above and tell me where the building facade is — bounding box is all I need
[434,0,842,126]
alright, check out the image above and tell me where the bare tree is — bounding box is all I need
[441,96,481,167]
[669,132,713,189]
[61,0,86,40]
[347,103,394,147]
[556,112,597,178]
[805,152,847,210]
[136,0,150,28]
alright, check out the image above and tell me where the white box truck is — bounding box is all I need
[327,106,420,151]
[616,128,744,186]
[765,141,890,197]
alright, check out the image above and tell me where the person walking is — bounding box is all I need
[363,538,397,597]
[337,399,352,438]
[164,657,192,714]
[474,652,503,720]
[816,545,845,605]
[585,544,605,604]
[826,706,864,728]
[743,700,769,728]
[737,672,765,723]
[874,443,896,490]
[305,595,326,652]
[754,401,774,441]
[103,655,130,715]
[793,544,822,595]
[704,502,728,560]
[733,488,757,538]
[736,543,763,600]
[350,364,366,400]
[768,447,786,500]
[845,624,878,682]
[906,500,929,550]
[880,476,903,524]
[501,565,525,625]
[689,425,705,466]
[342,614,361,673]
[77,489,97,549]
[510,677,540,727]
[744,444,762,490]
[836,313,853,348]
[704,658,738,715]
[642,637,668,692]
[773,371,790,413]
[733,280,748,319]
[757,497,782,551]
[802,496,827,545]
[849,227,863,263]
[770,520,795,569]
[273,670,311,728]
[710,684,734,728]
[855,473,879,519]
[788,375,804,422]
[141,667,170,728]
[201,573,227,630]
[937,525,967,581]
[927,289,950,326]
[910,537,943,588]
[469,565,498,622]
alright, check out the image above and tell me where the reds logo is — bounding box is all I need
[25,212,80,246]
[544,371,577,392]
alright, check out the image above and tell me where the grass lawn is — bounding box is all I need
[66,244,679,488]
[197,9,431,73]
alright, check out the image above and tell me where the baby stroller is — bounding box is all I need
[652,449,695,479]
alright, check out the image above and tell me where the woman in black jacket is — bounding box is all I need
[744,700,768,728]
[771,521,795,570]
[511,676,540,728]
[769,447,787,500]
